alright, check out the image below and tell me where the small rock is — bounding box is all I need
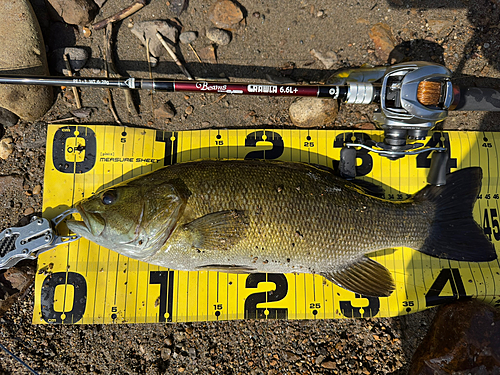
[185,106,194,115]
[409,300,500,374]
[209,0,244,29]
[368,23,398,62]
[149,56,159,68]
[284,351,300,362]
[0,0,53,121]
[315,355,325,365]
[427,19,453,36]
[50,47,89,75]
[321,361,337,369]
[71,107,92,119]
[32,185,42,195]
[24,207,35,215]
[161,347,171,360]
[130,20,179,58]
[354,122,377,130]
[201,121,210,127]
[179,31,198,44]
[63,90,75,103]
[0,264,35,318]
[289,98,339,128]
[310,49,337,69]
[206,27,231,46]
[188,347,196,357]
[253,12,260,18]
[0,137,14,160]
[0,108,19,128]
[3,267,33,291]
[197,45,217,64]
[82,27,92,38]
[46,0,99,26]
[154,102,176,120]
[169,0,188,16]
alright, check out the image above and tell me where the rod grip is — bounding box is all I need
[453,87,500,111]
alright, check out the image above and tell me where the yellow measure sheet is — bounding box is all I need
[33,125,500,324]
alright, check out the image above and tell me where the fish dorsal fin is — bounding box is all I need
[183,210,248,251]
[320,257,395,297]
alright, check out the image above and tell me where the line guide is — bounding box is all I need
[33,125,500,324]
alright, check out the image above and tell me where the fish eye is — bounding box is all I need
[101,190,117,205]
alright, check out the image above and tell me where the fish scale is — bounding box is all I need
[67,160,496,297]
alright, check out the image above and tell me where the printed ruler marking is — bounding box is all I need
[294,274,298,320]
[123,259,129,323]
[175,270,180,322]
[490,132,499,297]
[236,274,239,320]
[113,254,120,306]
[473,133,483,299]
[186,271,190,321]
[483,132,492,190]
[103,248,112,322]
[226,273,229,321]
[145,264,150,323]
[196,271,200,322]
[92,245,101,323]
[265,273,269,319]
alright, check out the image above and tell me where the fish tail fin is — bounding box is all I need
[414,167,497,262]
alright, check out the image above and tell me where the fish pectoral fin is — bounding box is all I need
[320,257,395,297]
[196,264,257,274]
[183,210,248,251]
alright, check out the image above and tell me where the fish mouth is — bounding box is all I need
[67,204,105,237]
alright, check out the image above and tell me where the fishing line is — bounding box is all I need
[0,342,40,375]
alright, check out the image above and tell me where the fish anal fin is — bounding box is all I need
[184,210,248,251]
[320,257,395,297]
[196,264,256,274]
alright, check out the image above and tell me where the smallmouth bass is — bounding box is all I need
[67,160,497,297]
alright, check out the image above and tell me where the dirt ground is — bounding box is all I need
[1,0,500,373]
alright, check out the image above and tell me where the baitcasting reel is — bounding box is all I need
[331,61,456,182]
[339,61,454,158]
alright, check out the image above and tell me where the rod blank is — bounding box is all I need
[0,75,352,100]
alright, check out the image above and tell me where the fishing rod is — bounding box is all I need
[2,61,500,167]
[0,75,366,101]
